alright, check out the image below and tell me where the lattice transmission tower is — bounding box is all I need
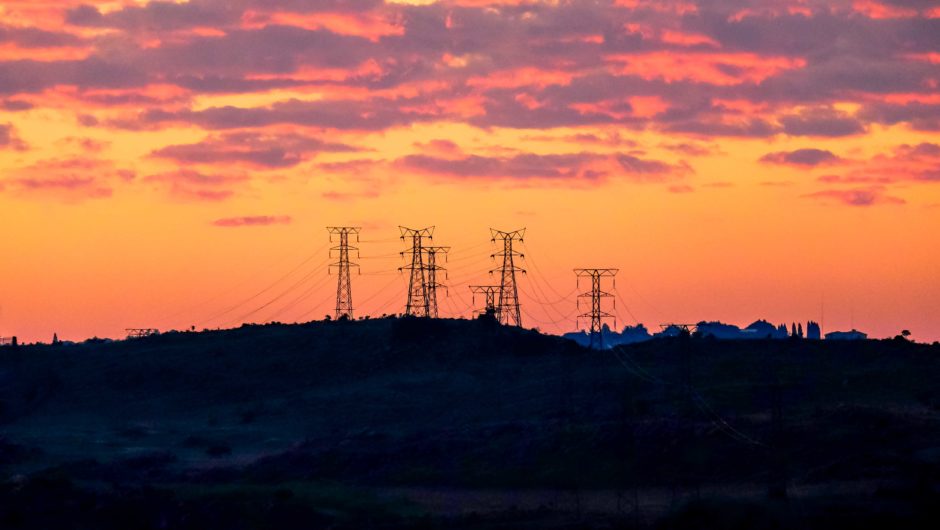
[469,285,500,318]
[424,246,449,318]
[327,226,361,320]
[398,226,434,317]
[125,328,159,339]
[490,228,526,327]
[574,268,618,349]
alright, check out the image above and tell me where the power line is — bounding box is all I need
[356,274,404,310]
[517,283,577,324]
[514,243,577,323]
[198,250,329,327]
[610,348,765,447]
[519,284,577,306]
[265,272,334,323]
[520,306,577,328]
[613,286,642,326]
[226,266,325,326]
[521,241,574,301]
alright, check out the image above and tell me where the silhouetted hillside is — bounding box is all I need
[0,318,938,529]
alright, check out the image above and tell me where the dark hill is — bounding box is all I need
[0,317,938,529]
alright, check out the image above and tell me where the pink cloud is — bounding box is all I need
[0,123,28,151]
[151,131,357,168]
[0,156,131,202]
[760,148,843,167]
[803,187,906,207]
[212,215,293,227]
[145,169,248,201]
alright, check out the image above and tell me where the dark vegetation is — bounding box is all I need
[0,317,938,529]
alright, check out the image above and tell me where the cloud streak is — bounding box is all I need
[760,148,842,167]
[212,215,293,227]
[804,187,906,207]
[151,132,358,168]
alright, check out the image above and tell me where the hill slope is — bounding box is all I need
[0,317,938,529]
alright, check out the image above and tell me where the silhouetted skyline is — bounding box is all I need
[1,0,938,343]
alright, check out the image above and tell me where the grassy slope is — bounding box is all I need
[0,317,938,528]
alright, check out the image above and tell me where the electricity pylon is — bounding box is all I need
[469,285,500,317]
[574,268,618,349]
[424,246,449,318]
[398,226,434,317]
[327,226,361,320]
[490,228,526,327]
[126,328,159,339]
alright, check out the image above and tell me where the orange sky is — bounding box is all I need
[1,0,939,343]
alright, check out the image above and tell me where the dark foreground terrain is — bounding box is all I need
[1,317,938,529]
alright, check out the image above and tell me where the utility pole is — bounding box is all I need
[399,226,434,317]
[469,285,500,317]
[424,246,450,318]
[574,268,618,349]
[327,226,361,320]
[490,228,526,327]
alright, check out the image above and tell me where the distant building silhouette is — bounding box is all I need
[825,329,867,341]
[696,320,791,340]
[696,321,746,340]
[740,320,789,339]
[563,319,862,345]
[562,323,651,348]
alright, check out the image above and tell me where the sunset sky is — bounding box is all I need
[1,0,939,343]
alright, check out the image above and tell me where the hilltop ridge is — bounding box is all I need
[0,317,938,529]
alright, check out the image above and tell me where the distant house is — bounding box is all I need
[741,320,789,339]
[562,323,652,348]
[696,321,745,340]
[825,329,867,341]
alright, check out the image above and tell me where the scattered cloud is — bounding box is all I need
[212,215,293,227]
[1,100,34,112]
[817,142,940,185]
[660,142,719,156]
[152,132,357,168]
[413,139,463,158]
[145,170,249,201]
[397,152,605,181]
[778,108,866,137]
[804,187,906,207]
[0,123,28,151]
[0,0,939,202]
[616,153,690,178]
[395,151,690,184]
[0,157,130,201]
[10,176,112,200]
[321,190,381,201]
[760,148,843,167]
